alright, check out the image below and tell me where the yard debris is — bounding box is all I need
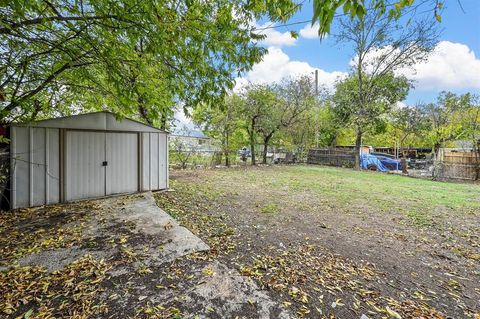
[0,255,110,318]
[153,167,479,318]
[1,166,479,318]
[0,202,96,265]
[135,303,183,319]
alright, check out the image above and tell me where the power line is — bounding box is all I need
[253,0,436,33]
[253,0,308,33]
[254,19,311,31]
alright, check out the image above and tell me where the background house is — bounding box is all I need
[169,127,218,154]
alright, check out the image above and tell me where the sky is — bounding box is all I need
[174,0,480,129]
[237,0,480,105]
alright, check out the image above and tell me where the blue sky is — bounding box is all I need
[175,1,480,130]
[238,0,480,105]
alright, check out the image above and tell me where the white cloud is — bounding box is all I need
[299,22,321,39]
[256,22,297,47]
[234,47,347,92]
[396,101,408,109]
[398,41,480,90]
[348,41,480,91]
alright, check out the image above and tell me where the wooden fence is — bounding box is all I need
[307,148,355,168]
[437,151,480,180]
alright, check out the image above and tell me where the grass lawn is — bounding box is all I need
[155,165,480,318]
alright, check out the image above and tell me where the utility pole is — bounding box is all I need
[315,69,319,96]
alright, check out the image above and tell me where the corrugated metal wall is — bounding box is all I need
[141,132,168,191]
[10,127,168,209]
[11,127,61,208]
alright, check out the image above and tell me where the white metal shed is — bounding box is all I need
[9,111,169,209]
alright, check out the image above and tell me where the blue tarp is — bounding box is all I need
[376,156,402,170]
[360,154,389,172]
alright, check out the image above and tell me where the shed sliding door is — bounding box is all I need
[65,131,138,201]
[106,132,138,195]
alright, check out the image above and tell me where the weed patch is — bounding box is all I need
[260,203,279,214]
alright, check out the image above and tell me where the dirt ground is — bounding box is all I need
[156,165,479,319]
[1,165,479,319]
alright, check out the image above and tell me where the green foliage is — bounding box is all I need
[0,0,299,124]
[333,72,410,134]
[420,92,480,156]
[312,0,441,36]
[192,95,246,166]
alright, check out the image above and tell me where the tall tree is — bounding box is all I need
[333,72,410,167]
[332,2,438,168]
[256,76,317,164]
[0,0,299,124]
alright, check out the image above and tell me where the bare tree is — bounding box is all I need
[169,127,200,169]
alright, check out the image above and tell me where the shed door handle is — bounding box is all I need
[102,161,108,166]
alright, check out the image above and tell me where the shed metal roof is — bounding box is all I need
[11,111,167,133]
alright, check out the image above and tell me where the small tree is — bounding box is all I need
[420,92,466,159]
[253,76,317,164]
[391,105,430,153]
[240,84,277,165]
[192,95,243,167]
[169,127,200,169]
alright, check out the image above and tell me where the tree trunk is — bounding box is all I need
[138,101,153,125]
[262,133,273,164]
[249,118,256,165]
[250,132,256,165]
[433,142,441,160]
[355,129,362,170]
[224,132,230,167]
[29,99,41,121]
[159,110,168,130]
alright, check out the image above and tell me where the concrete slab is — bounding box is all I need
[183,261,291,319]
[100,192,209,264]
[11,192,209,271]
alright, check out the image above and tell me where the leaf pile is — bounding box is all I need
[155,182,236,256]
[0,202,98,265]
[135,303,183,319]
[0,254,110,318]
[240,244,445,318]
